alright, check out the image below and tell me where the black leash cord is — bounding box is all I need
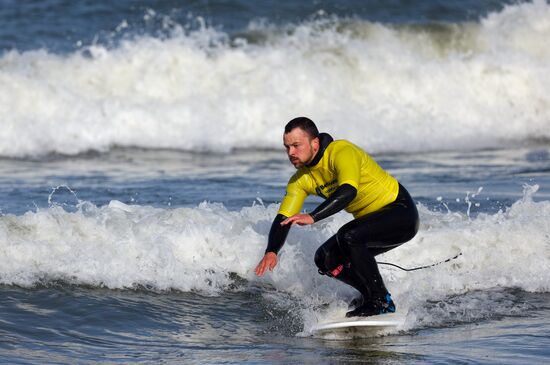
[377,252,463,272]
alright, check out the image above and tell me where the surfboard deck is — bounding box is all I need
[311,312,404,334]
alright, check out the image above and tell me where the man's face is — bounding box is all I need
[283,128,320,169]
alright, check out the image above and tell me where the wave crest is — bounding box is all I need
[1,1,549,157]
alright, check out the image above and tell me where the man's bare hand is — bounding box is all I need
[255,252,278,276]
[281,213,314,226]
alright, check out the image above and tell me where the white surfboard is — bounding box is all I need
[311,312,404,334]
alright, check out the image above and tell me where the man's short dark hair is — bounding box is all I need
[284,117,319,139]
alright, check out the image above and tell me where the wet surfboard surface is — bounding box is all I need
[311,312,404,334]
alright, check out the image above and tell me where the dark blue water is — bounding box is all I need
[0,0,518,53]
[1,1,550,364]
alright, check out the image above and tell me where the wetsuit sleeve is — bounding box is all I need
[309,184,357,222]
[278,176,308,217]
[265,214,291,254]
[268,175,307,254]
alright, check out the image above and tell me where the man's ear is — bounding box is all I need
[312,136,320,150]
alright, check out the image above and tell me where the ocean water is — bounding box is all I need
[1,0,550,363]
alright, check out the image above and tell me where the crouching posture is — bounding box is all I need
[255,117,419,317]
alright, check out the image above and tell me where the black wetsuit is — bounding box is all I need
[314,183,418,301]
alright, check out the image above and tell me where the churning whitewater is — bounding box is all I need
[1,0,550,157]
[1,185,548,333]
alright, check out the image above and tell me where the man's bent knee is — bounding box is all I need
[314,246,328,273]
[314,235,343,275]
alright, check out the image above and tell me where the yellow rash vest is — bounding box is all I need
[278,137,399,219]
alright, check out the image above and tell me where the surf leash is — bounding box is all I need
[377,252,462,272]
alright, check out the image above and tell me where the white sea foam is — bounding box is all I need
[1,1,549,157]
[0,185,549,333]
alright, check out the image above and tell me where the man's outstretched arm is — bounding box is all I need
[255,214,291,276]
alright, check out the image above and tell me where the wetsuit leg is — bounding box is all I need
[338,184,419,300]
[315,184,419,309]
[314,236,368,295]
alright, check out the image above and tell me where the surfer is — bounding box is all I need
[254,117,419,317]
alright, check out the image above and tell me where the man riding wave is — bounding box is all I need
[255,117,419,317]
